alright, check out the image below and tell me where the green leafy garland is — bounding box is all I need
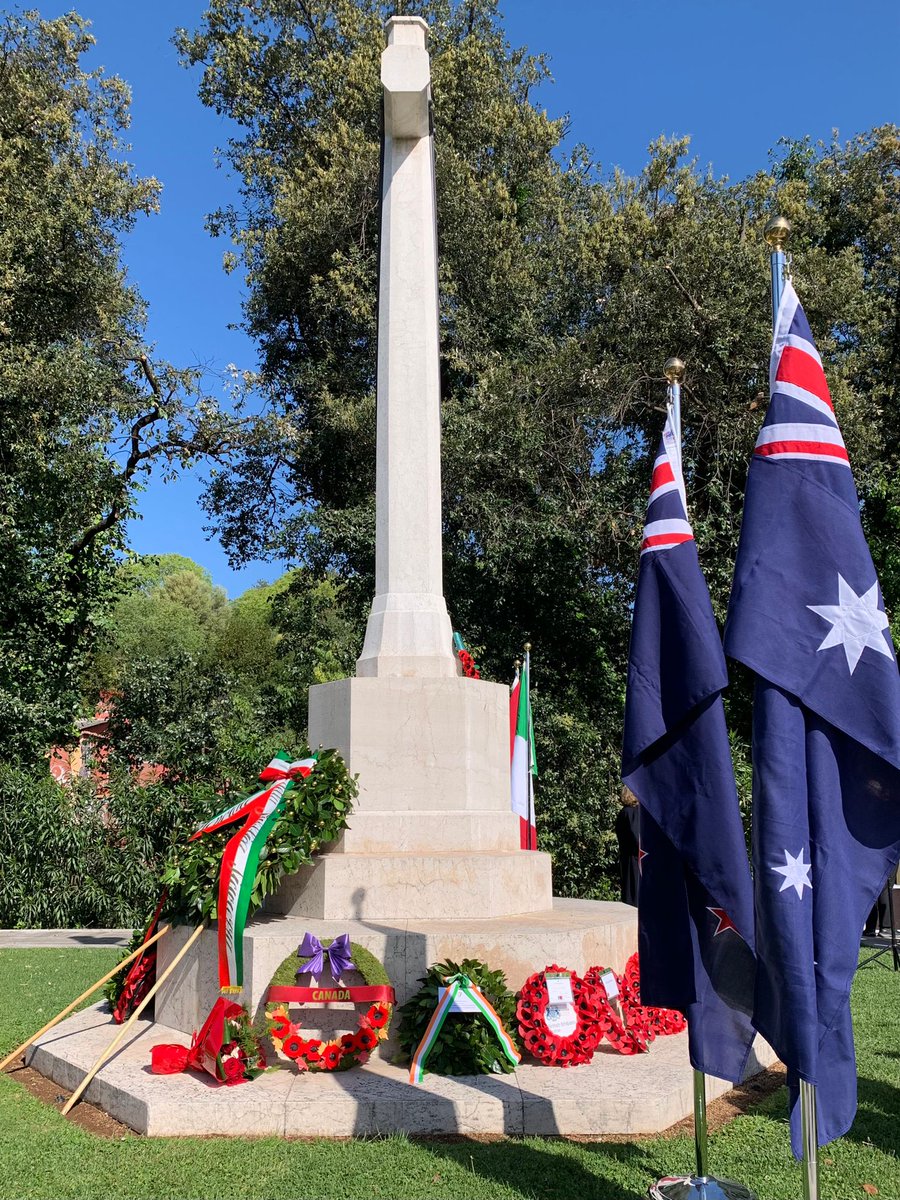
[104,748,356,1009]
[397,958,520,1076]
[160,747,356,923]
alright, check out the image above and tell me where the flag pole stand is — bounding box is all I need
[648,361,757,1200]
[649,1070,757,1199]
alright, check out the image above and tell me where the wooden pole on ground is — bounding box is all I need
[60,923,205,1115]
[0,923,173,1073]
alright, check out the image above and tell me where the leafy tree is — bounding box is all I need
[179,1,900,894]
[0,12,233,760]
[87,556,228,693]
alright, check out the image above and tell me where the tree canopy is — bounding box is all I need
[0,11,234,760]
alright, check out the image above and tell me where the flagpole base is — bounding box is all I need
[649,1176,757,1200]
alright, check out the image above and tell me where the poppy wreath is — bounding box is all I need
[582,961,655,1056]
[265,940,394,1073]
[456,648,481,679]
[619,952,687,1037]
[516,965,602,1067]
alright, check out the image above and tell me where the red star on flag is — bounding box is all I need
[707,907,740,937]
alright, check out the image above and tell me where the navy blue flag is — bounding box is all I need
[623,411,757,1083]
[725,279,900,1155]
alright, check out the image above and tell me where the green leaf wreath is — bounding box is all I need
[105,747,356,1009]
[398,958,520,1077]
[160,746,357,923]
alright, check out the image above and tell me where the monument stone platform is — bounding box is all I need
[28,1001,777,1138]
[154,899,638,1037]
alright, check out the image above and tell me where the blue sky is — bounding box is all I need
[35,0,900,595]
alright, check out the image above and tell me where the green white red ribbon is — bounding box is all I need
[408,973,520,1083]
[190,752,316,992]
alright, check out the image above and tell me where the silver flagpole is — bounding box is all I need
[765,214,820,1200]
[650,359,756,1200]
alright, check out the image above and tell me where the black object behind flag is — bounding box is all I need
[725,280,900,1155]
[623,411,757,1083]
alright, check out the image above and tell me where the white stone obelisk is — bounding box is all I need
[290,16,553,918]
[356,15,455,680]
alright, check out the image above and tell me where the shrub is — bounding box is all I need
[0,766,213,928]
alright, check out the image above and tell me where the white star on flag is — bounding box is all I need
[807,574,894,675]
[772,848,813,899]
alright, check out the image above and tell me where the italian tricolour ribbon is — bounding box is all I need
[408,973,520,1084]
[189,752,316,992]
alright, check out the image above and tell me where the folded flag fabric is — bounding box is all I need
[623,407,757,1084]
[190,752,316,991]
[725,279,900,1154]
[510,656,538,849]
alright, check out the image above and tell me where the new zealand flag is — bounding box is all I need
[725,279,900,1154]
[623,411,757,1083]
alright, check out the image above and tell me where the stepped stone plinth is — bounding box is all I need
[27,1001,777,1138]
[154,900,637,1038]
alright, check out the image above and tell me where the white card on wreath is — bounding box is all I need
[545,972,574,1006]
[599,969,619,1000]
[438,987,480,1013]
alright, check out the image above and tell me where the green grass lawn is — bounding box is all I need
[0,947,897,1200]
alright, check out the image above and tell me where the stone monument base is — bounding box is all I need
[25,898,778,1137]
[266,850,554,921]
[27,1004,776,1138]
[154,899,636,1037]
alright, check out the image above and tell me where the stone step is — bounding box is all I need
[154,898,638,1038]
[27,1002,777,1138]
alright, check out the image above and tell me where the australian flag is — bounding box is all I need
[725,279,900,1154]
[623,410,757,1083]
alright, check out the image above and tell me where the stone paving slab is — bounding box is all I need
[26,1003,777,1138]
[0,929,131,949]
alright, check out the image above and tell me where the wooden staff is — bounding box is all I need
[61,923,206,1115]
[0,923,173,1073]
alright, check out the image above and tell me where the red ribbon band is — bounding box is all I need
[267,984,395,1005]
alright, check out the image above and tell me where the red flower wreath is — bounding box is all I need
[456,648,481,679]
[619,953,687,1037]
[516,965,601,1067]
[267,999,392,1073]
[581,965,654,1056]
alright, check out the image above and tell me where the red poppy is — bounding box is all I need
[321,1042,342,1071]
[365,1003,391,1030]
[304,1042,322,1064]
[355,1027,378,1053]
[281,1033,305,1059]
[340,1033,357,1049]
[269,1010,292,1039]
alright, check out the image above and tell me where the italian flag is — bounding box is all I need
[510,655,538,850]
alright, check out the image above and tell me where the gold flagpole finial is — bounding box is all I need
[764,215,791,249]
[523,642,532,654]
[664,357,685,384]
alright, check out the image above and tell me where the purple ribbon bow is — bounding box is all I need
[296,932,354,982]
